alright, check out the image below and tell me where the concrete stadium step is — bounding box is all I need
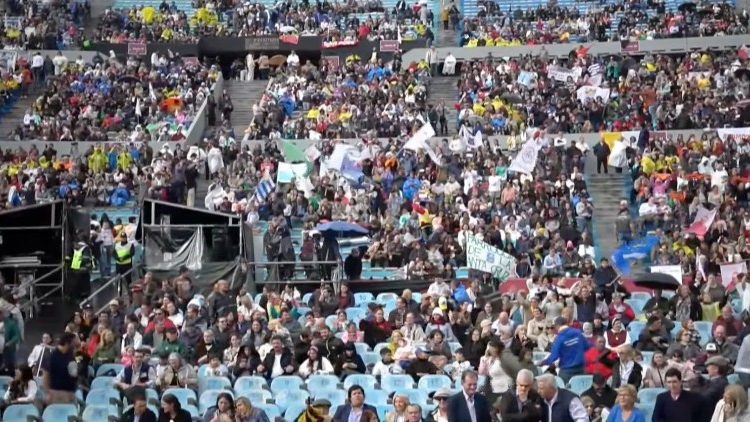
[587,171,630,261]
[223,79,268,134]
[427,76,458,136]
[0,92,37,140]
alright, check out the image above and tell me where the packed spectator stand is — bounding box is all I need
[94,0,435,43]
[460,2,747,47]
[0,0,90,50]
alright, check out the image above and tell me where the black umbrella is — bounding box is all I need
[117,75,141,84]
[678,2,696,12]
[735,68,750,80]
[632,272,681,290]
[501,93,523,104]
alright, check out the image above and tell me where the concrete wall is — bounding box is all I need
[185,73,224,145]
[402,34,750,62]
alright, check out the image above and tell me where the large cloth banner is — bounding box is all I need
[720,262,748,287]
[466,234,516,281]
[277,162,309,183]
[508,140,539,175]
[404,122,440,164]
[576,86,611,104]
[547,65,580,83]
[717,128,750,142]
[687,206,717,238]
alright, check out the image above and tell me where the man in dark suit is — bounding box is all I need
[653,367,704,422]
[121,394,157,422]
[447,370,493,422]
[496,369,544,422]
[333,384,379,422]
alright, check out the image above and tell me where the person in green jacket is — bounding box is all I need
[88,148,107,174]
[3,312,21,375]
[156,328,187,358]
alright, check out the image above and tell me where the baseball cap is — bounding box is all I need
[705,342,718,353]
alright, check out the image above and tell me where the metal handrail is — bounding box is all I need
[13,265,63,296]
[79,267,137,310]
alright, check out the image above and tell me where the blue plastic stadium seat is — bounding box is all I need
[274,389,310,413]
[418,375,452,393]
[641,351,654,366]
[4,404,40,421]
[344,374,378,391]
[42,403,78,422]
[568,375,593,395]
[96,363,124,377]
[364,388,389,406]
[393,388,429,405]
[325,315,338,330]
[628,322,646,339]
[346,307,367,322]
[200,376,232,394]
[302,292,313,305]
[162,387,198,409]
[81,405,116,422]
[694,321,713,346]
[728,374,741,385]
[307,374,340,391]
[243,389,273,404]
[381,374,415,392]
[199,389,235,413]
[373,343,391,355]
[354,342,370,355]
[376,404,390,421]
[637,388,665,404]
[411,292,422,303]
[254,403,281,420]
[270,376,304,394]
[285,403,308,420]
[314,389,347,408]
[624,298,647,314]
[234,375,266,391]
[91,376,116,390]
[354,292,374,306]
[85,388,121,410]
[376,292,399,303]
[361,351,380,368]
[638,403,655,422]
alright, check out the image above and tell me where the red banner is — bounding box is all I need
[127,42,147,56]
[379,40,399,52]
[280,35,299,45]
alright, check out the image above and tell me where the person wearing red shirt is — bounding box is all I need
[144,308,177,334]
[584,336,618,380]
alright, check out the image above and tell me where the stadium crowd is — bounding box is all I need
[0,0,90,50]
[455,49,750,136]
[461,2,748,47]
[94,0,433,44]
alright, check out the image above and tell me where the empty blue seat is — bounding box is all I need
[85,388,121,409]
[376,404,390,421]
[376,292,399,303]
[42,403,78,421]
[373,343,390,355]
[364,388,389,405]
[628,322,646,339]
[344,374,378,390]
[243,389,273,404]
[354,342,370,355]
[346,307,367,322]
[270,376,304,394]
[728,374,741,385]
[694,321,713,346]
[200,376,232,394]
[4,404,40,421]
[638,403,655,422]
[630,292,651,302]
[81,405,115,422]
[354,292,374,306]
[361,351,380,368]
[624,298,647,314]
[325,315,338,330]
[302,292,313,305]
[641,351,654,366]
[381,374,415,393]
[418,375,452,393]
[568,375,593,395]
[235,376,267,392]
[307,374,340,391]
[274,389,310,413]
[637,388,665,404]
[314,389,347,408]
[254,403,281,420]
[91,376,116,390]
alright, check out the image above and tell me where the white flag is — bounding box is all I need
[466,234,516,281]
[404,122,440,165]
[149,83,157,101]
[508,140,539,175]
[135,97,142,116]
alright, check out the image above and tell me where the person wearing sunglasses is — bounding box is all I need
[427,389,451,422]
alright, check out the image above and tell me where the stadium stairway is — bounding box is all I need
[587,171,630,263]
[224,79,268,133]
[427,76,458,135]
[0,92,36,140]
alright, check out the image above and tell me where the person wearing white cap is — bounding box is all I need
[428,389,451,422]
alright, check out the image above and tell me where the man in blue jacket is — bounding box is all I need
[537,317,588,383]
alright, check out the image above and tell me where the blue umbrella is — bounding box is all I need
[315,221,369,238]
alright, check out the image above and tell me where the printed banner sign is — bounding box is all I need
[650,265,684,285]
[322,39,359,49]
[379,40,399,52]
[466,234,516,281]
[547,65,580,83]
[508,139,540,175]
[576,86,611,104]
[127,42,147,56]
[720,262,748,287]
[517,71,537,87]
[280,35,300,45]
[687,206,717,238]
[620,40,640,53]
[717,128,750,142]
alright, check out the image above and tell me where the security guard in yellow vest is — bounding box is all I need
[67,237,93,300]
[113,232,135,286]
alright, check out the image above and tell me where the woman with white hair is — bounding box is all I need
[710,384,750,422]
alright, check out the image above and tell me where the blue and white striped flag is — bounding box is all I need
[255,179,275,200]
[588,63,602,76]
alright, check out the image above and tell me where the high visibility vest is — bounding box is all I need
[71,247,85,270]
[115,243,132,265]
